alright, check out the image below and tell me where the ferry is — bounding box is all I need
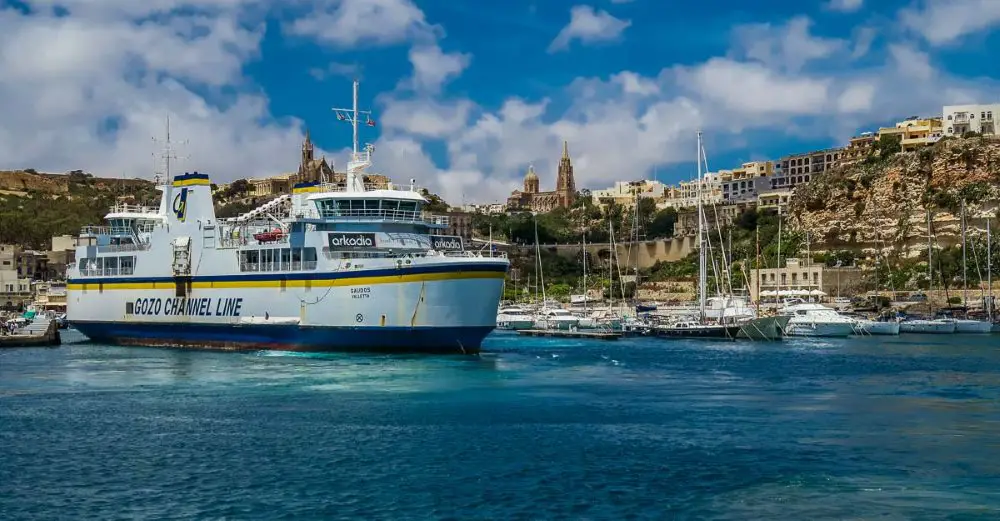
[66,81,509,353]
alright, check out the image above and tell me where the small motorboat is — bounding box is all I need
[253,228,286,243]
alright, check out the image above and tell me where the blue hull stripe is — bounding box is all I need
[68,262,508,285]
[72,321,494,354]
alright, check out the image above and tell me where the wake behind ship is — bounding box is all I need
[66,81,509,354]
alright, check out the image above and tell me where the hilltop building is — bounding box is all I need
[591,180,670,208]
[506,141,577,212]
[841,132,877,165]
[293,129,336,184]
[943,104,998,136]
[877,117,943,152]
[771,147,844,190]
[720,161,774,203]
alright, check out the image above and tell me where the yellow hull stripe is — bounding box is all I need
[172,179,211,187]
[66,271,503,291]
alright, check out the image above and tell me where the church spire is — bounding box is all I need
[562,140,569,160]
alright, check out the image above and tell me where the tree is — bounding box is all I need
[647,207,677,239]
[419,189,450,212]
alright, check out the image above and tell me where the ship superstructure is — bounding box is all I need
[66,81,509,353]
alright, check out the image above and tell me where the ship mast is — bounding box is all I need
[332,79,376,192]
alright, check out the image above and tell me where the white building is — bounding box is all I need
[943,104,999,136]
[591,180,670,207]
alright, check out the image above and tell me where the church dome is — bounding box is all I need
[524,165,538,180]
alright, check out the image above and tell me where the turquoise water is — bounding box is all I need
[2,330,1000,520]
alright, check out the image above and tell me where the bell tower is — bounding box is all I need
[301,129,314,167]
[556,140,576,207]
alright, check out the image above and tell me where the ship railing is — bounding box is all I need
[239,260,318,272]
[97,242,151,253]
[314,208,449,226]
[109,203,158,215]
[442,250,508,259]
[316,181,425,193]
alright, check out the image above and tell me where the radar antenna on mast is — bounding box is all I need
[331,79,377,191]
[151,116,189,184]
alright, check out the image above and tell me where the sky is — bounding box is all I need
[1,0,999,206]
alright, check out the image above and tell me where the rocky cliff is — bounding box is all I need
[790,136,1000,259]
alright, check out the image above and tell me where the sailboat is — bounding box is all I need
[900,208,956,333]
[652,132,742,339]
[953,200,992,333]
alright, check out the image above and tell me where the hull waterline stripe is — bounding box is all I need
[67,270,505,291]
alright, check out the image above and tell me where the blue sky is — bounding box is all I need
[1,0,999,204]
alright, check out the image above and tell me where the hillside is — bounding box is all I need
[790,136,1000,259]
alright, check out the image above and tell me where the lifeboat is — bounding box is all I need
[253,228,285,243]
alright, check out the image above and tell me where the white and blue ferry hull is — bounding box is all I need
[68,263,506,353]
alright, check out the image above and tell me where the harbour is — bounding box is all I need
[3,329,1000,519]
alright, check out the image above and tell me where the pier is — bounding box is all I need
[517,329,622,340]
[0,317,61,348]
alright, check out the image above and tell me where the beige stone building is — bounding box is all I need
[772,147,844,190]
[720,161,774,203]
[841,132,877,164]
[506,141,577,212]
[877,117,943,152]
[591,180,670,208]
[749,257,866,303]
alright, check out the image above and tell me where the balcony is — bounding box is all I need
[108,203,158,215]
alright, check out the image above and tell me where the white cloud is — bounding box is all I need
[889,44,934,80]
[0,4,313,182]
[733,16,845,72]
[826,0,864,13]
[675,58,831,115]
[850,27,877,58]
[900,0,1000,46]
[406,44,471,93]
[836,82,876,113]
[548,5,631,53]
[378,98,474,139]
[288,0,436,48]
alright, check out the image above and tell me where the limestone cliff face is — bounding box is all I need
[789,137,1000,258]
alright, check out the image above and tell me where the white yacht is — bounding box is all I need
[534,308,580,330]
[779,302,856,337]
[854,318,901,335]
[899,318,956,334]
[496,306,535,330]
[954,318,992,333]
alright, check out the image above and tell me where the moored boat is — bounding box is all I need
[899,319,956,334]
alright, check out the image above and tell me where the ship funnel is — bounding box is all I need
[167,171,218,226]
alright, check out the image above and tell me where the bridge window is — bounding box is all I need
[77,255,137,276]
[239,247,317,272]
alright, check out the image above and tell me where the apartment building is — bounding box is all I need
[591,180,670,207]
[720,161,774,203]
[878,117,944,152]
[943,104,999,136]
[771,147,844,190]
[841,132,876,164]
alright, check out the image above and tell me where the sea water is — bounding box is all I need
[2,330,999,519]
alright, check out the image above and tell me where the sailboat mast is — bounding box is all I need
[776,204,782,306]
[534,214,546,305]
[927,208,933,287]
[755,225,761,306]
[988,220,993,323]
[962,199,968,307]
[697,131,707,320]
[608,219,615,312]
[582,230,588,314]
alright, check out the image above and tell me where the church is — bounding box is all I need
[505,141,577,212]
[291,130,388,190]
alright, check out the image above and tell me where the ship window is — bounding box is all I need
[399,201,418,212]
[104,256,119,276]
[280,248,291,270]
[121,256,135,275]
